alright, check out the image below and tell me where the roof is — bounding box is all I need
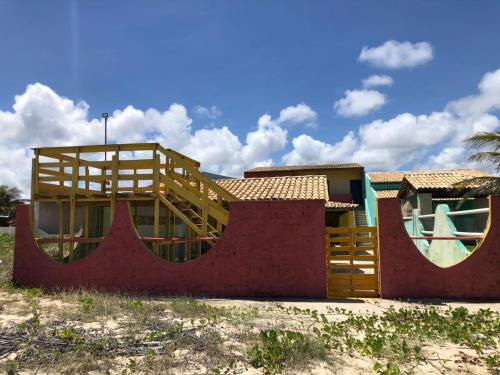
[213,175,329,201]
[325,201,358,209]
[375,190,399,199]
[367,172,406,184]
[398,170,493,197]
[245,163,363,173]
[368,169,491,184]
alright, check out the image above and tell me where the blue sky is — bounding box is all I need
[1,1,500,191]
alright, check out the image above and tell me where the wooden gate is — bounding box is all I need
[325,227,379,298]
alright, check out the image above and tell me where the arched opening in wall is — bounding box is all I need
[129,201,226,263]
[400,196,490,268]
[35,201,110,262]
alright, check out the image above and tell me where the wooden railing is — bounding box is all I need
[31,143,237,251]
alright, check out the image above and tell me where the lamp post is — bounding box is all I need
[102,113,109,162]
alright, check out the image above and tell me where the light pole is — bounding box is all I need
[102,113,109,162]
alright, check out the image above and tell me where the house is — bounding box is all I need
[364,169,492,226]
[244,163,365,204]
[215,175,358,227]
[244,163,365,227]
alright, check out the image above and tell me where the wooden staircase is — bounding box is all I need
[156,144,237,242]
[166,191,220,238]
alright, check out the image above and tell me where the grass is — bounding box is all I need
[0,233,15,288]
[0,233,499,374]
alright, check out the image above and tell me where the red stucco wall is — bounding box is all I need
[378,196,500,299]
[13,200,327,298]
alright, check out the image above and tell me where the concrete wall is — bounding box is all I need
[427,204,470,267]
[378,196,500,299]
[13,200,327,298]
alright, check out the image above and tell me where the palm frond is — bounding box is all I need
[468,152,500,172]
[454,176,500,198]
[463,131,500,150]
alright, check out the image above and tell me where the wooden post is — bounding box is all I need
[84,205,89,238]
[133,168,138,192]
[58,201,64,259]
[201,183,208,237]
[30,156,37,232]
[216,194,223,234]
[111,154,118,223]
[69,151,79,252]
[85,166,90,194]
[153,153,160,255]
[58,157,64,186]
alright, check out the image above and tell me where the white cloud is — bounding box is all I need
[285,68,500,171]
[282,133,358,165]
[334,89,386,117]
[193,105,222,119]
[358,40,433,69]
[0,84,307,194]
[2,68,500,196]
[362,74,394,88]
[276,103,317,128]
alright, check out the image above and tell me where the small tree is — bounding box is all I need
[0,185,21,216]
[456,131,500,196]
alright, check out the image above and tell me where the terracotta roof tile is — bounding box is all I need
[375,190,399,199]
[402,171,491,190]
[214,175,329,201]
[368,169,491,184]
[246,163,363,173]
[368,172,406,184]
[398,169,494,197]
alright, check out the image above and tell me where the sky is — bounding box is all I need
[1,0,500,194]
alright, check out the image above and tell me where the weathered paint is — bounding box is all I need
[427,204,470,267]
[378,197,500,299]
[364,173,377,226]
[13,200,327,298]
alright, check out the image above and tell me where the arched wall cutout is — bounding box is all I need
[377,196,500,299]
[13,200,327,298]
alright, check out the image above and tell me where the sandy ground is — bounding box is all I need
[1,292,499,374]
[203,297,500,314]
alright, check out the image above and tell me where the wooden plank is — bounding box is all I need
[328,290,379,298]
[36,143,156,155]
[326,227,350,234]
[38,162,70,168]
[328,255,377,261]
[326,245,352,252]
[350,227,377,234]
[328,264,376,270]
[38,168,71,177]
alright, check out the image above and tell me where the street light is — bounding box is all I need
[102,113,109,162]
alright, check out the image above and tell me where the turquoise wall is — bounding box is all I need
[363,176,400,227]
[364,173,377,226]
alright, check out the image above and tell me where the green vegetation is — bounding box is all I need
[0,233,499,374]
[0,184,20,217]
[249,329,326,373]
[0,233,15,289]
[456,131,500,196]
